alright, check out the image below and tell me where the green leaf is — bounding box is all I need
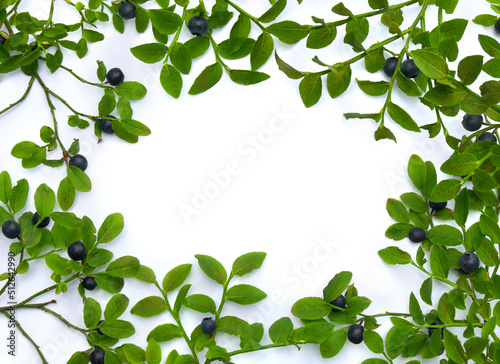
[99,320,135,339]
[121,344,146,363]
[147,323,182,342]
[409,292,424,325]
[240,323,264,350]
[430,245,450,278]
[435,0,459,14]
[430,179,461,202]
[228,69,270,85]
[473,14,498,26]
[378,246,412,265]
[386,198,409,223]
[441,153,477,175]
[148,9,182,35]
[183,294,216,314]
[364,330,385,354]
[170,42,192,75]
[146,338,161,364]
[104,294,129,321]
[427,225,463,246]
[173,284,190,314]
[480,214,500,243]
[131,296,167,317]
[67,165,91,193]
[217,316,249,336]
[162,263,192,292]
[97,213,123,245]
[274,51,304,79]
[479,34,500,58]
[299,74,322,107]
[322,271,352,302]
[480,80,500,106]
[226,284,267,305]
[443,329,467,363]
[319,329,347,358]
[82,29,104,42]
[98,88,116,117]
[483,58,500,78]
[34,183,55,219]
[93,273,124,293]
[307,26,337,49]
[188,63,223,95]
[410,49,448,79]
[184,36,210,59]
[400,192,427,213]
[258,0,286,23]
[10,179,29,214]
[298,322,334,344]
[11,141,41,158]
[0,171,12,204]
[420,277,433,306]
[464,337,488,361]
[160,64,183,99]
[395,73,422,97]
[250,32,274,70]
[130,43,168,64]
[115,81,147,100]
[135,265,157,284]
[269,317,293,344]
[385,223,414,240]
[387,102,420,132]
[57,177,75,211]
[458,55,483,85]
[326,64,351,99]
[291,297,332,320]
[118,119,151,136]
[472,168,500,191]
[229,13,251,53]
[424,84,467,106]
[232,252,266,277]
[266,21,309,44]
[84,297,102,328]
[195,254,227,284]
[106,256,140,278]
[357,79,389,96]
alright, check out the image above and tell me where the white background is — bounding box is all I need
[0,0,496,363]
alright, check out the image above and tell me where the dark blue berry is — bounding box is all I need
[495,19,500,35]
[188,16,209,36]
[32,212,50,228]
[106,68,125,86]
[99,115,116,134]
[90,348,105,364]
[462,114,483,131]
[67,241,87,261]
[330,295,347,312]
[347,324,364,344]
[478,132,497,143]
[429,200,447,211]
[200,317,217,335]
[408,227,426,243]
[82,276,98,290]
[118,1,136,20]
[2,220,21,239]
[69,154,88,171]
[401,59,420,78]
[459,251,480,273]
[383,57,398,78]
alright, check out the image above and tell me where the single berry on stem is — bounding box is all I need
[69,154,88,171]
[2,220,21,239]
[106,68,125,86]
[459,251,480,273]
[408,227,426,243]
[188,15,210,36]
[461,113,483,131]
[478,132,497,143]
[429,200,447,211]
[118,1,136,20]
[82,276,98,290]
[382,57,398,78]
[67,241,87,261]
[330,295,347,312]
[347,324,364,344]
[32,212,50,228]
[99,115,116,134]
[90,348,105,364]
[200,317,217,335]
[495,18,500,34]
[401,59,420,78]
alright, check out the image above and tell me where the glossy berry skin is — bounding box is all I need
[95,320,104,335]
[106,68,125,86]
[478,132,497,143]
[330,295,347,312]
[200,317,217,335]
[90,348,105,364]
[408,227,426,243]
[429,200,447,211]
[347,324,364,344]
[67,241,87,261]
[2,220,21,239]
[459,251,480,273]
[495,19,500,35]
[383,57,398,78]
[118,1,136,20]
[462,114,483,131]
[82,276,98,290]
[188,15,210,36]
[99,115,116,134]
[69,154,88,171]
[32,212,50,228]
[401,59,420,78]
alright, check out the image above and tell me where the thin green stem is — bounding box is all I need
[41,57,105,88]
[46,0,56,26]
[17,273,80,307]
[165,6,187,63]
[223,0,266,32]
[39,307,88,335]
[154,281,200,364]
[2,311,49,364]
[0,76,36,116]
[207,341,298,363]
[0,250,24,298]
[0,300,56,312]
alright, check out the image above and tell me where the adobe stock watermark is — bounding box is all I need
[179,107,296,223]
[5,252,16,357]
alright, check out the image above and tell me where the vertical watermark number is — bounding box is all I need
[6,252,16,357]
